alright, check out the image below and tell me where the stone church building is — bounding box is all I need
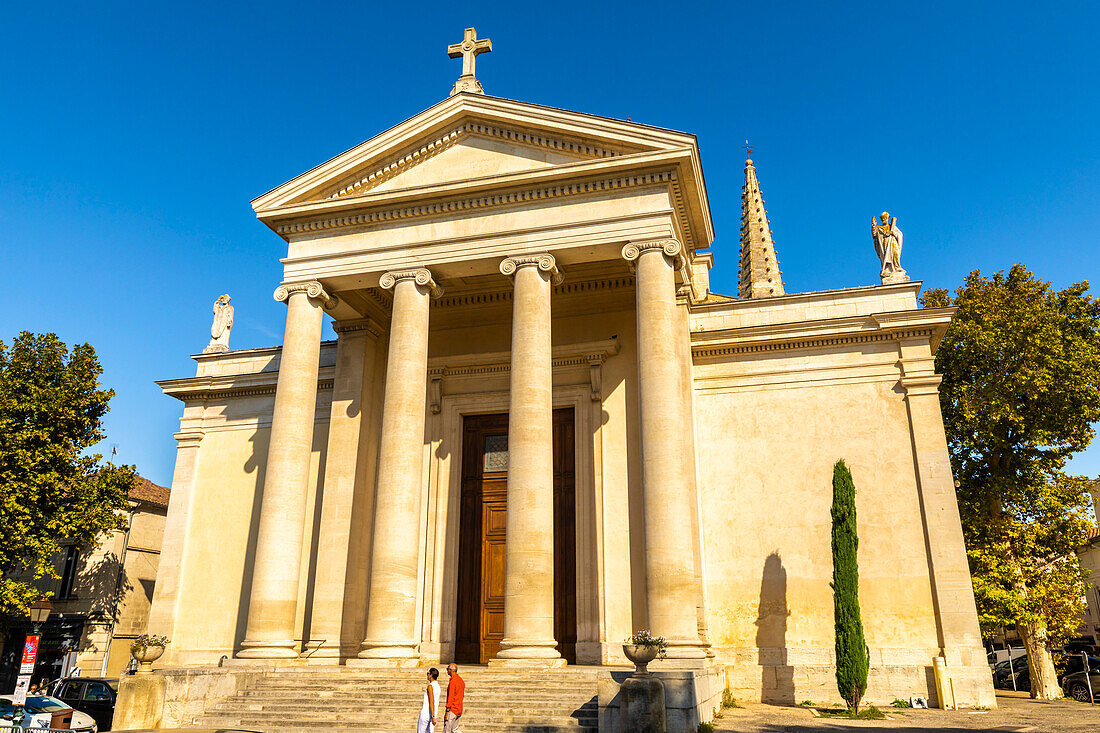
[147,32,994,721]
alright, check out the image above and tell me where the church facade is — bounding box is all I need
[149,54,994,707]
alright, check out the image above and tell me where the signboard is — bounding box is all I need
[19,634,41,675]
[12,674,30,705]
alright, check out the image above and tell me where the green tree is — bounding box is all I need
[0,331,135,619]
[924,265,1100,699]
[831,459,869,711]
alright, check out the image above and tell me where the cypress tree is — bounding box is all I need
[831,459,869,712]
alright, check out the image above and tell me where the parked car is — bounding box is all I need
[992,656,1030,691]
[1061,657,1100,702]
[50,678,118,731]
[0,694,97,733]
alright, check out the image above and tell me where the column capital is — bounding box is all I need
[332,317,384,338]
[379,268,443,297]
[273,281,338,309]
[499,253,563,285]
[621,239,683,265]
[173,431,205,447]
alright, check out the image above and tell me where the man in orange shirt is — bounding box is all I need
[443,663,464,732]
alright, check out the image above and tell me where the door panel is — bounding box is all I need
[456,410,576,664]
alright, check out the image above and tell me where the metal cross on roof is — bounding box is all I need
[742,140,754,160]
[448,27,493,96]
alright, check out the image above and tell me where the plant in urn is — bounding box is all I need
[130,634,169,674]
[621,630,668,733]
[623,629,667,675]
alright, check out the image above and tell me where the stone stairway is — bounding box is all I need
[188,666,605,733]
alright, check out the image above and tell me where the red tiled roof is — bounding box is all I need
[129,475,170,507]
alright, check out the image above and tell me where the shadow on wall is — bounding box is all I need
[757,551,795,704]
[235,428,269,652]
[81,551,134,636]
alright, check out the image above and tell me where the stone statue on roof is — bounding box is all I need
[204,294,234,353]
[872,211,909,285]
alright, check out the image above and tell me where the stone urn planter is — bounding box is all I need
[130,644,165,674]
[623,643,660,676]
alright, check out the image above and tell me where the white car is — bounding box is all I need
[0,694,97,733]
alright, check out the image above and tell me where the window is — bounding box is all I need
[483,434,508,472]
[61,680,85,700]
[82,682,112,701]
[59,545,79,599]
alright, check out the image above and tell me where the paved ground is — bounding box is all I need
[712,691,1099,732]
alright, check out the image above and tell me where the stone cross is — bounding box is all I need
[448,27,492,96]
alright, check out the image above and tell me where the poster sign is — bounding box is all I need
[19,634,41,675]
[12,674,30,705]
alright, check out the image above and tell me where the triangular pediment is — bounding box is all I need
[328,124,611,199]
[251,94,703,213]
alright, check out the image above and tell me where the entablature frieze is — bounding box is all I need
[429,337,620,403]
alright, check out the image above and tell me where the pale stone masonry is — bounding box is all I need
[148,86,995,717]
[739,156,785,298]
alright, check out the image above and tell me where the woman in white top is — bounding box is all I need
[417,667,440,733]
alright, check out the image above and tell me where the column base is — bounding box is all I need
[489,657,567,669]
[491,639,564,667]
[345,657,423,668]
[236,640,301,659]
[648,638,709,669]
[355,640,420,666]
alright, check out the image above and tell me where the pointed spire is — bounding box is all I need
[739,152,785,298]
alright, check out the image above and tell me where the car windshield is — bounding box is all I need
[104,680,119,692]
[25,696,70,713]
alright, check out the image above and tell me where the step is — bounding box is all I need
[193,715,598,728]
[189,721,594,726]
[212,697,598,707]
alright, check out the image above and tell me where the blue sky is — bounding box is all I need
[1,1,1097,487]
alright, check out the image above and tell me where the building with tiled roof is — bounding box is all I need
[0,474,171,688]
[1075,478,1100,647]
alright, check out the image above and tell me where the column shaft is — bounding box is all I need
[238,282,332,658]
[495,254,563,665]
[359,270,437,664]
[624,240,706,660]
[306,321,380,660]
[146,431,204,661]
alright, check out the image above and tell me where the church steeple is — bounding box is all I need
[739,152,785,298]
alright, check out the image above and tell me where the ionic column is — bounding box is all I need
[494,253,564,666]
[238,281,336,659]
[622,240,706,661]
[359,268,441,665]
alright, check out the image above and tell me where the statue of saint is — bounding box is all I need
[204,294,234,353]
[871,211,909,284]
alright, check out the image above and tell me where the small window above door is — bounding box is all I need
[483,434,508,472]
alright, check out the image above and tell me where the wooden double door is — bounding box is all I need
[455,409,577,664]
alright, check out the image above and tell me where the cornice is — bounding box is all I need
[272,167,679,238]
[158,370,336,403]
[691,311,945,360]
[690,281,924,312]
